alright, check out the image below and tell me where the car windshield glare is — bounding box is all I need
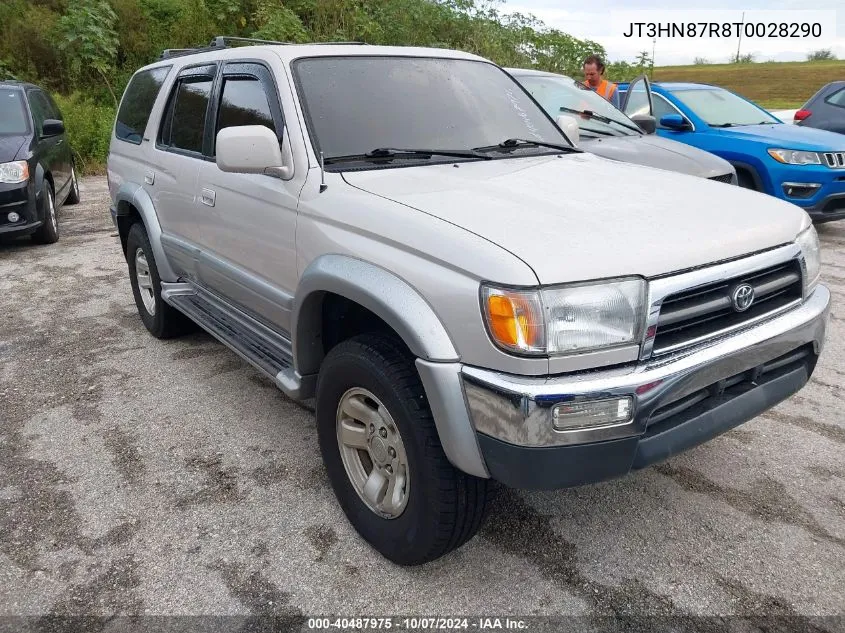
[516,74,638,138]
[671,88,779,127]
[292,56,569,163]
[0,88,30,136]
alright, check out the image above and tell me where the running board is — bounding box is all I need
[161,282,316,400]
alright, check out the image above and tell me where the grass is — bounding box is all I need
[651,59,845,109]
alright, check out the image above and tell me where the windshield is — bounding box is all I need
[0,88,30,135]
[669,87,779,126]
[292,56,569,166]
[514,74,639,139]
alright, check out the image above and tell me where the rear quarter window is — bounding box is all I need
[115,66,171,144]
[825,87,845,109]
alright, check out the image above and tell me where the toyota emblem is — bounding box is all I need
[731,284,755,312]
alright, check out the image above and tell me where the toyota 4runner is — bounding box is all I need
[107,37,830,566]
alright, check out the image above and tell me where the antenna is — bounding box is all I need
[319,151,327,193]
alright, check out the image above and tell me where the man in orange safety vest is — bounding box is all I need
[582,54,620,109]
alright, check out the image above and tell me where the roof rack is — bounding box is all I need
[160,36,366,60]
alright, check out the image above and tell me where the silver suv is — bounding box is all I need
[107,38,830,565]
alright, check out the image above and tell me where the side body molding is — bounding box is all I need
[113,182,178,282]
[293,255,459,376]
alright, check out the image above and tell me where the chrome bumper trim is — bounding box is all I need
[462,285,829,448]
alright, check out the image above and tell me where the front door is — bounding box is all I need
[196,61,300,333]
[622,74,654,120]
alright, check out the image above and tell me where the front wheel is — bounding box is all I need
[31,180,59,244]
[316,333,492,566]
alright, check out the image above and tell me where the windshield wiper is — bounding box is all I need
[579,126,615,137]
[710,123,735,128]
[558,106,643,135]
[472,138,580,154]
[323,147,489,165]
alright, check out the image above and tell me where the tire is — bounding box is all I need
[31,180,59,244]
[125,222,194,339]
[316,333,492,566]
[65,165,80,205]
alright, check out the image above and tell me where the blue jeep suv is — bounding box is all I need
[618,77,845,223]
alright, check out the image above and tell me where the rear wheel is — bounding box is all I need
[316,333,492,565]
[65,166,80,205]
[126,222,194,338]
[31,180,59,244]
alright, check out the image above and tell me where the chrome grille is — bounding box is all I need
[651,260,803,356]
[823,152,845,168]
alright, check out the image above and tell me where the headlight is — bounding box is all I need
[481,278,647,355]
[796,224,820,295]
[767,149,821,165]
[0,160,29,184]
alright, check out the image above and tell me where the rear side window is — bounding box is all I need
[116,66,171,144]
[159,77,213,154]
[825,88,845,109]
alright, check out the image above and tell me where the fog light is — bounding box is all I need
[552,397,633,431]
[782,182,821,199]
[7,212,20,223]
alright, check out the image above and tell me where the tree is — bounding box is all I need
[693,56,709,65]
[634,50,652,68]
[807,49,836,61]
[732,53,755,64]
[57,0,120,105]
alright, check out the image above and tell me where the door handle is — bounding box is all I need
[144,171,155,185]
[200,188,216,207]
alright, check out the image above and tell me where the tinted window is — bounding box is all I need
[28,91,51,134]
[217,78,276,133]
[160,77,213,154]
[825,87,845,108]
[0,88,30,135]
[293,57,567,162]
[116,66,171,144]
[670,88,778,126]
[515,74,638,138]
[652,95,678,126]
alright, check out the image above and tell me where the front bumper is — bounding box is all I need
[801,192,845,224]
[0,181,39,237]
[461,285,830,490]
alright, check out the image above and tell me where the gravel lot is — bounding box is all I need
[1,176,844,630]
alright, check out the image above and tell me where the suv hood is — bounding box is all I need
[582,134,732,178]
[0,135,27,163]
[714,123,845,150]
[342,153,808,284]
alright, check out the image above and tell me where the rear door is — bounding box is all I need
[195,59,300,331]
[151,63,217,281]
[43,91,74,196]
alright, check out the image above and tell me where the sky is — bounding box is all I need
[500,0,844,66]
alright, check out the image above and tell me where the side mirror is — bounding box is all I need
[216,125,292,179]
[630,114,656,134]
[41,119,65,137]
[660,114,691,131]
[555,114,580,146]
